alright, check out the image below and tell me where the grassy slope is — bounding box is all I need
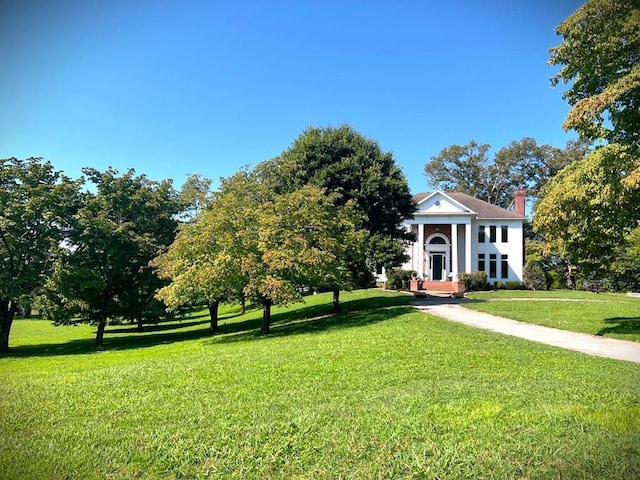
[466,290,640,342]
[1,289,639,479]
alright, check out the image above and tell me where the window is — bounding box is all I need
[478,253,485,272]
[501,225,508,243]
[489,254,497,278]
[501,254,508,278]
[489,225,497,243]
[429,236,446,244]
[478,226,485,243]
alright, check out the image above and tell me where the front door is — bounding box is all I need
[431,253,444,280]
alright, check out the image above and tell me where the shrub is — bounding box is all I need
[458,271,488,291]
[523,261,547,290]
[546,269,564,289]
[386,269,416,290]
[582,279,606,293]
[505,281,522,290]
[493,281,505,290]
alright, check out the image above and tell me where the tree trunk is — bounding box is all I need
[332,288,341,313]
[95,312,107,348]
[566,261,576,290]
[0,299,17,354]
[137,317,143,331]
[240,294,246,315]
[208,299,220,334]
[261,298,271,334]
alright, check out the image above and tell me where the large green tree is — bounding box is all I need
[534,144,640,282]
[153,213,246,334]
[424,138,589,208]
[549,0,640,150]
[159,168,364,334]
[535,0,640,287]
[258,125,415,305]
[39,168,182,347]
[0,158,81,353]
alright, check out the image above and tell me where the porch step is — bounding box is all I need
[410,280,465,294]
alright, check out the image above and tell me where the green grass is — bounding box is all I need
[2,289,640,479]
[466,290,640,342]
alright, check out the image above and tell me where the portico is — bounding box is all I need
[408,221,471,282]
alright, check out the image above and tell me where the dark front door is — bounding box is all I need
[432,254,443,280]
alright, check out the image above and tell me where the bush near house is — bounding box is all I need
[523,261,547,290]
[386,269,416,290]
[458,271,488,291]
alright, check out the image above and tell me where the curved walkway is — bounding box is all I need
[412,298,640,364]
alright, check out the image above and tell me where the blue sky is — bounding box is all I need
[1,0,583,194]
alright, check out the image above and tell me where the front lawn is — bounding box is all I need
[1,289,639,479]
[466,290,640,342]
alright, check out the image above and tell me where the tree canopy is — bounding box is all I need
[156,167,365,334]
[258,125,415,286]
[0,158,81,352]
[424,138,589,208]
[535,0,640,288]
[39,168,182,347]
[534,144,640,280]
[179,173,213,222]
[550,0,640,150]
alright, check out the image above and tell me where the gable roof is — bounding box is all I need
[413,191,525,219]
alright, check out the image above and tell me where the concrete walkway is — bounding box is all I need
[412,298,640,364]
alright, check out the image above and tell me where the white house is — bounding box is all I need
[384,190,527,292]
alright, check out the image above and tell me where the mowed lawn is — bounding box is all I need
[466,290,640,342]
[1,290,639,479]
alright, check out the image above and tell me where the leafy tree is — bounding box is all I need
[39,168,182,347]
[258,125,415,309]
[424,138,589,208]
[549,0,640,150]
[534,144,640,281]
[179,173,213,222]
[534,0,640,287]
[153,215,246,334]
[172,168,363,334]
[524,239,569,290]
[522,261,547,290]
[0,158,81,353]
[611,226,640,291]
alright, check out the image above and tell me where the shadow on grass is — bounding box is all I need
[5,313,238,358]
[596,317,640,337]
[211,293,415,344]
[4,292,413,357]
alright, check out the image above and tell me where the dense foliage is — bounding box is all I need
[550,0,640,150]
[534,144,640,285]
[156,168,366,333]
[424,138,589,208]
[38,168,183,347]
[258,125,416,290]
[535,0,640,290]
[457,271,488,291]
[0,158,82,353]
[385,269,416,290]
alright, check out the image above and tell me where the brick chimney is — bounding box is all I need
[514,189,526,217]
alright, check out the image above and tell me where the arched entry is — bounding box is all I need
[425,233,450,281]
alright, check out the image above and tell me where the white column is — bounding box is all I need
[451,223,458,280]
[465,223,472,275]
[418,223,425,278]
[411,224,417,271]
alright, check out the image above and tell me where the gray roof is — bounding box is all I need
[413,191,524,219]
